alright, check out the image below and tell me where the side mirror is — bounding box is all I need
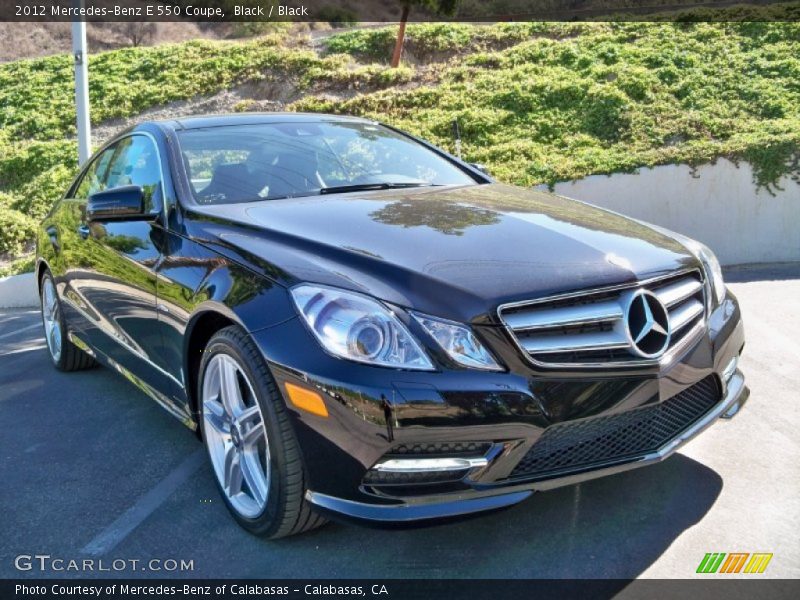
[469,163,491,176]
[87,186,151,222]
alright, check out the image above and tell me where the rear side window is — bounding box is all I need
[74,135,163,212]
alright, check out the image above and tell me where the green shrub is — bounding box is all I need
[296,21,800,188]
[0,191,14,208]
[0,255,35,277]
[581,85,631,141]
[323,28,396,61]
[405,24,473,59]
[227,22,292,39]
[0,207,36,256]
[0,40,328,141]
[0,139,77,189]
[1,20,799,263]
[323,22,593,63]
[15,164,74,221]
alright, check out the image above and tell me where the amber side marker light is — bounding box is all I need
[284,382,329,417]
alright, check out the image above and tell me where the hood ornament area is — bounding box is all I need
[623,289,672,358]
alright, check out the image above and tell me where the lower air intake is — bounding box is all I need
[509,375,721,480]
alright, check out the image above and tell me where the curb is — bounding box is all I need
[0,272,39,309]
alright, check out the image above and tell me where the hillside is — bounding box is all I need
[0,21,229,63]
[1,20,799,275]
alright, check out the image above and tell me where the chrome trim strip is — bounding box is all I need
[520,330,628,354]
[654,277,704,307]
[373,457,489,473]
[503,300,623,331]
[669,298,704,333]
[498,268,700,312]
[497,268,706,370]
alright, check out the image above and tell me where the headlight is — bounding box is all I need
[290,285,433,370]
[412,313,502,371]
[686,240,726,306]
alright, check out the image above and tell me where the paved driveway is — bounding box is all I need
[1,266,798,579]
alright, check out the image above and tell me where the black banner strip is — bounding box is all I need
[1,0,799,23]
[3,579,800,600]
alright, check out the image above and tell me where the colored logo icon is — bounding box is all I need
[697,552,773,574]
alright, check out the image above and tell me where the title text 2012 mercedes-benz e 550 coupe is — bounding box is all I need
[36,114,748,538]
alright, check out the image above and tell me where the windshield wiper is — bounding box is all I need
[319,182,437,195]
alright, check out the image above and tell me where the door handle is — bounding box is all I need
[78,224,90,239]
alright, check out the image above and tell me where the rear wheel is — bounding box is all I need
[199,325,326,538]
[40,271,95,371]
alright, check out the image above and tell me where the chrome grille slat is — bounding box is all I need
[669,298,704,333]
[503,300,623,331]
[653,278,703,307]
[520,330,629,354]
[498,269,706,368]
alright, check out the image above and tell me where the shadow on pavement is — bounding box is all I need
[0,310,724,580]
[268,453,723,579]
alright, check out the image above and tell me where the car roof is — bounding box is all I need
[152,112,375,131]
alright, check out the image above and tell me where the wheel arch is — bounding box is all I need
[35,258,51,293]
[184,303,248,418]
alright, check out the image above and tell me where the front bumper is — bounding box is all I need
[304,368,748,523]
[251,293,747,525]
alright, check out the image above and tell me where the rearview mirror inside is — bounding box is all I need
[469,163,491,176]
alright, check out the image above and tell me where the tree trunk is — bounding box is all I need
[390,5,411,68]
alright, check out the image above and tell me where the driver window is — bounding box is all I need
[74,135,163,213]
[74,144,116,199]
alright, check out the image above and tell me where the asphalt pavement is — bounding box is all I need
[1,265,798,579]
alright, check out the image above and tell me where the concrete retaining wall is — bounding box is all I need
[0,272,38,309]
[547,159,799,266]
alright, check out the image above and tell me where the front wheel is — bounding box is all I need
[199,325,326,538]
[40,271,95,371]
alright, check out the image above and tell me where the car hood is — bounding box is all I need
[186,183,698,324]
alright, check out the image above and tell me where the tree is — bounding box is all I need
[390,0,459,68]
[120,22,157,47]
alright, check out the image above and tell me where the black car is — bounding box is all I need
[36,113,748,538]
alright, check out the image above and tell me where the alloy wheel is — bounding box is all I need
[201,353,270,518]
[41,278,62,363]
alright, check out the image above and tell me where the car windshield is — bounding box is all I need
[176,121,477,205]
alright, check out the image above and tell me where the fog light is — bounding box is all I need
[373,457,488,473]
[284,382,328,418]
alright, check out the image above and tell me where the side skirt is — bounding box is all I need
[68,331,197,431]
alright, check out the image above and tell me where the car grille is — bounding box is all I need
[508,375,721,481]
[498,269,706,368]
[387,441,492,456]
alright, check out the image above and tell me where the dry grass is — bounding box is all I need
[0,22,231,63]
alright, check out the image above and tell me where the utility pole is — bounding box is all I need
[72,1,91,165]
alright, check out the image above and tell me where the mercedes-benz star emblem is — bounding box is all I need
[624,289,671,358]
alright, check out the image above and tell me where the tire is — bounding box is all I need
[40,270,96,372]
[199,325,327,538]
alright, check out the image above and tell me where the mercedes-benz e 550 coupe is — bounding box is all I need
[36,114,748,538]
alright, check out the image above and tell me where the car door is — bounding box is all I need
[68,134,176,399]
